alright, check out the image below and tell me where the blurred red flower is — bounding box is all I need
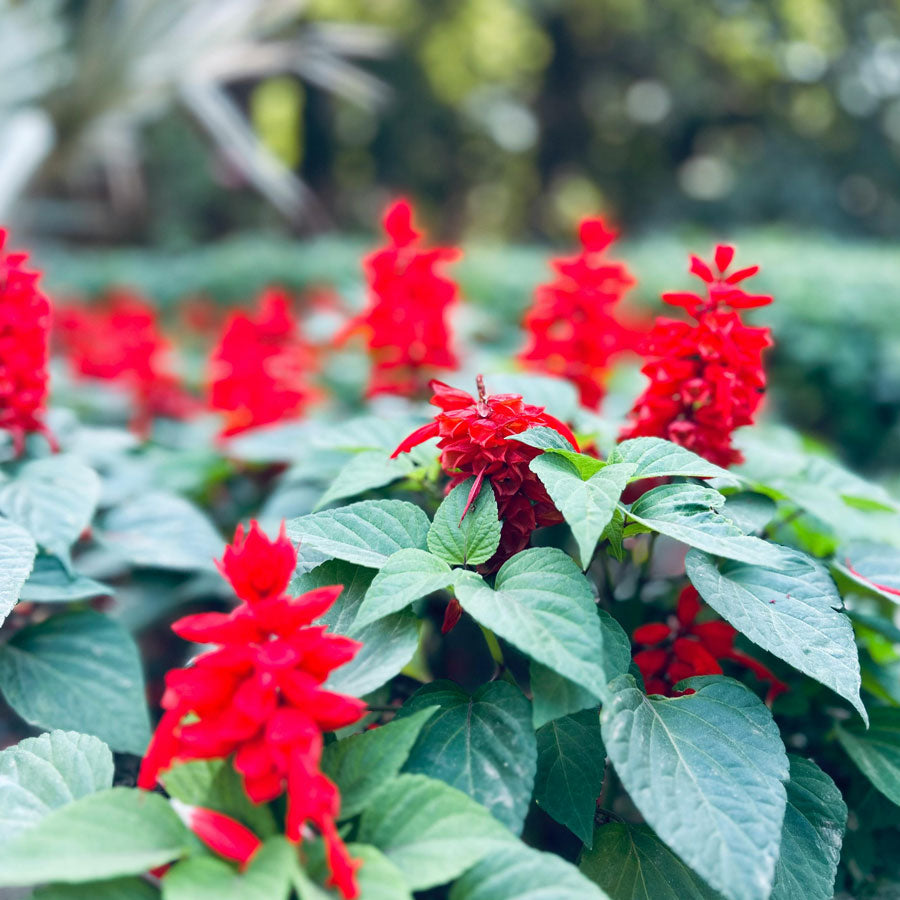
[138,521,365,898]
[519,217,641,408]
[633,585,788,703]
[621,244,773,467]
[0,229,55,454]
[209,289,316,437]
[339,199,460,397]
[178,805,262,870]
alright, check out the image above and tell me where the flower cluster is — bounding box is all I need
[56,290,197,435]
[392,377,577,626]
[633,585,788,703]
[209,289,316,437]
[519,217,639,408]
[621,245,773,467]
[138,521,365,898]
[340,199,460,397]
[0,229,54,454]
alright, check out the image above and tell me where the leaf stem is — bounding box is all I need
[480,625,505,669]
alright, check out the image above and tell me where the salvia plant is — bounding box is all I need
[0,206,899,900]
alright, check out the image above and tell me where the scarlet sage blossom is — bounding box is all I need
[392,377,577,626]
[519,217,640,408]
[0,229,55,454]
[633,585,787,703]
[175,804,262,869]
[621,244,773,467]
[339,199,460,397]
[56,290,197,435]
[138,521,365,898]
[209,289,316,437]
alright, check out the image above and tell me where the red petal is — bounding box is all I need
[171,609,261,644]
[187,807,262,869]
[390,421,439,458]
[725,265,759,284]
[714,245,735,272]
[689,255,714,283]
[632,622,671,646]
[676,586,701,625]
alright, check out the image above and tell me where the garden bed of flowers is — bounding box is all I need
[0,202,899,899]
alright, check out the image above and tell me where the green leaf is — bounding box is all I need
[322,706,438,819]
[0,730,113,843]
[535,710,606,846]
[449,843,611,900]
[287,499,430,569]
[836,708,900,807]
[162,838,294,900]
[398,681,537,833]
[0,610,151,754]
[685,548,867,723]
[611,437,735,482]
[579,823,722,899]
[835,542,900,602]
[101,492,222,573]
[505,426,575,452]
[356,774,513,890]
[601,675,789,900]
[0,516,37,624]
[723,493,777,534]
[0,787,189,886]
[357,549,452,626]
[344,844,412,900]
[315,450,416,510]
[530,455,635,569]
[0,456,100,563]
[427,478,501,567]
[602,507,626,561]
[292,560,418,697]
[627,484,792,569]
[34,877,160,900]
[18,555,111,604]
[770,756,847,900]
[453,548,614,704]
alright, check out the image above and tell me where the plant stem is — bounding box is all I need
[632,532,657,603]
[480,625,505,669]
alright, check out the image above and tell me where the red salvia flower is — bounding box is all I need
[138,521,365,898]
[519,217,641,408]
[209,289,317,437]
[620,244,773,467]
[339,199,460,397]
[56,290,198,436]
[632,585,788,703]
[0,229,55,454]
[392,377,577,626]
[175,804,263,870]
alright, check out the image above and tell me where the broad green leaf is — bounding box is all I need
[0,516,37,624]
[836,708,900,807]
[427,479,501,567]
[398,681,537,833]
[453,548,614,704]
[344,844,412,900]
[287,499,430,569]
[315,450,416,510]
[18,555,111,604]
[505,426,575,452]
[770,756,847,900]
[0,788,189,886]
[835,542,900,602]
[535,710,606,846]
[293,560,418,697]
[531,455,635,569]
[450,843,611,900]
[356,774,513,890]
[579,823,721,899]
[601,675,789,900]
[0,730,113,843]
[161,759,276,837]
[0,610,151,754]
[34,877,159,899]
[322,706,438,819]
[162,838,294,900]
[101,492,222,572]
[627,484,792,569]
[0,455,100,563]
[611,437,735,482]
[686,549,866,723]
[723,493,777,534]
[357,549,452,626]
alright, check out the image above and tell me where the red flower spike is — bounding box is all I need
[519,216,641,408]
[632,586,788,703]
[139,520,364,898]
[392,376,577,581]
[0,229,55,454]
[339,198,461,398]
[177,805,262,870]
[209,289,316,437]
[621,244,774,467]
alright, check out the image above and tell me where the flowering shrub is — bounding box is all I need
[0,213,899,900]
